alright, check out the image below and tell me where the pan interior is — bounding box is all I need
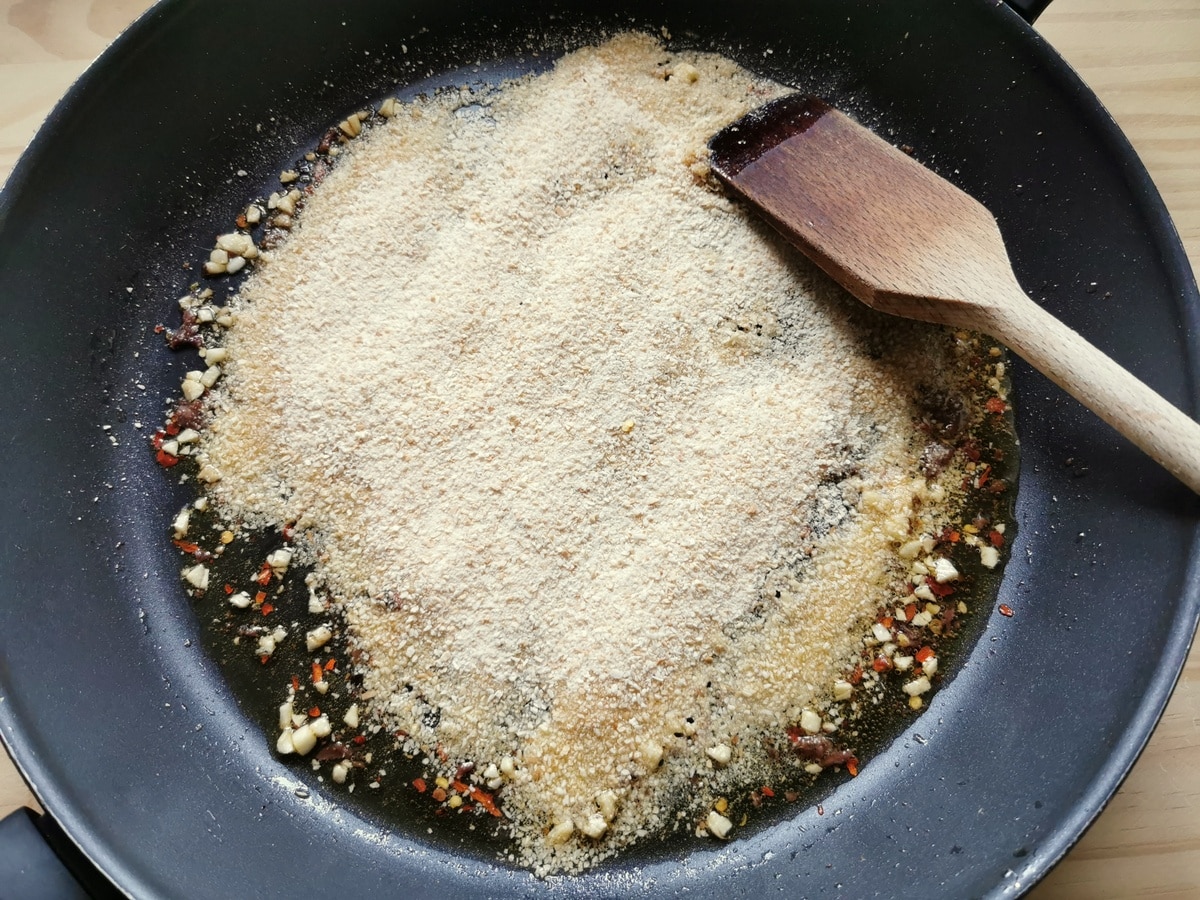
[0,1,1196,897]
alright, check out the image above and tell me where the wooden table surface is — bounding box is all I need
[1,1,1197,896]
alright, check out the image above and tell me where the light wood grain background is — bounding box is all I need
[1,1,1197,896]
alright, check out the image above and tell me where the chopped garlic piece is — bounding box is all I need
[705,743,732,767]
[638,740,663,769]
[291,723,317,755]
[546,819,574,845]
[579,813,608,839]
[196,464,222,484]
[913,582,937,603]
[705,810,733,839]
[181,378,205,402]
[933,558,960,583]
[267,548,293,573]
[276,728,295,755]
[799,708,822,735]
[306,624,333,652]
[903,676,932,697]
[182,563,209,590]
[279,700,294,731]
[596,789,619,822]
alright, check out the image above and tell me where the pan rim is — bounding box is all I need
[0,1,1197,897]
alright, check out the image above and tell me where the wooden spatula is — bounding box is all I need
[709,94,1200,494]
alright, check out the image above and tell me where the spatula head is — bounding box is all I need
[708,95,1019,329]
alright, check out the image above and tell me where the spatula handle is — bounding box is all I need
[987,287,1200,494]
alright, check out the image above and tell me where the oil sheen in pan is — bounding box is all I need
[159,50,1018,873]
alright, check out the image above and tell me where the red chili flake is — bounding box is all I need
[915,646,934,664]
[312,662,324,683]
[985,397,1007,414]
[975,464,992,488]
[259,655,270,665]
[224,584,234,595]
[451,780,470,794]
[173,540,200,554]
[904,603,917,622]
[308,706,321,718]
[946,530,961,543]
[235,214,248,229]
[849,664,863,685]
[282,522,296,540]
[261,603,274,616]
[412,778,427,793]
[846,758,859,777]
[156,449,179,468]
[153,324,165,334]
[455,763,477,781]
[254,591,267,605]
[468,786,503,818]
[168,399,204,432]
[760,785,775,798]
[316,127,339,154]
[998,604,1014,617]
[151,430,166,451]
[926,577,956,598]
[988,530,1004,548]
[324,658,337,672]
[872,656,891,673]
[290,675,300,692]
[256,564,273,586]
[431,787,448,803]
[352,735,366,745]
[880,615,894,629]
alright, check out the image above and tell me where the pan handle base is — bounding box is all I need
[0,808,112,899]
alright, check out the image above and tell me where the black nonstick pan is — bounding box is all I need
[0,0,1197,897]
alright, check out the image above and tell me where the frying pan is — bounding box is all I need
[0,0,1196,896]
